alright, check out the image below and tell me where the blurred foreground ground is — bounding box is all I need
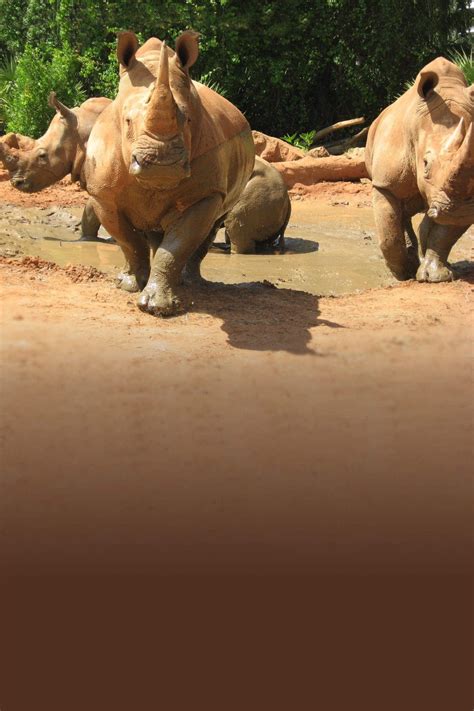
[0,178,472,710]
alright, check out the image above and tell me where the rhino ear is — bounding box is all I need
[416,70,439,100]
[1,132,20,149]
[175,31,200,71]
[117,31,139,70]
[48,92,77,125]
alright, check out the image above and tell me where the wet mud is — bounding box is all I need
[1,198,472,296]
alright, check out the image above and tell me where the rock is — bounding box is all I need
[307,146,330,158]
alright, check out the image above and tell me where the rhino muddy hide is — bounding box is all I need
[84,31,255,316]
[366,56,474,283]
[0,94,111,242]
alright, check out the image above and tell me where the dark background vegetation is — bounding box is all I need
[0,0,472,137]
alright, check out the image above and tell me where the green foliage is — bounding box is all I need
[197,71,228,97]
[5,43,86,137]
[448,47,474,84]
[0,0,472,137]
[0,54,17,129]
[281,130,316,151]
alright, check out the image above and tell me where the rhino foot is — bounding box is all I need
[416,259,454,283]
[115,270,140,293]
[137,282,184,317]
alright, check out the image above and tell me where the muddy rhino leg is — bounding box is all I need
[182,221,221,283]
[416,220,466,283]
[138,194,223,316]
[99,211,150,293]
[373,188,418,280]
[229,230,256,254]
[78,200,103,242]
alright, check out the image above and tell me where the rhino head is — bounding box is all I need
[0,93,82,192]
[415,61,474,226]
[117,31,200,189]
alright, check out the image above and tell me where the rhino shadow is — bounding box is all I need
[186,280,341,354]
[451,260,474,283]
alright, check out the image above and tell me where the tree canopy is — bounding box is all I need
[0,0,472,137]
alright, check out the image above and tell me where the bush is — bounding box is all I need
[5,43,86,137]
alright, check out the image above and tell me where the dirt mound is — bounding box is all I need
[0,170,87,207]
[252,130,305,162]
[290,179,372,204]
[0,254,108,282]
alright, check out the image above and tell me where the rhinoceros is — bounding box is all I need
[366,57,474,282]
[222,156,291,253]
[0,94,111,241]
[84,31,255,316]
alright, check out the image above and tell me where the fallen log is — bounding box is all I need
[252,130,305,162]
[311,117,365,145]
[272,152,369,187]
[324,127,370,155]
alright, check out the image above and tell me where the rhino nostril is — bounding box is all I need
[12,178,24,188]
[130,155,142,175]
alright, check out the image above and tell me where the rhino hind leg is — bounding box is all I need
[373,188,418,280]
[416,219,466,283]
[182,220,221,283]
[138,193,223,317]
[77,200,114,243]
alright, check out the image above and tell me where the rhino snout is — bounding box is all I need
[11,176,29,191]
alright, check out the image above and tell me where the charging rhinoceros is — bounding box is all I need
[0,94,111,241]
[366,57,474,282]
[83,31,255,316]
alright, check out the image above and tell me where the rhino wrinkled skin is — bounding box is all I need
[0,94,111,241]
[223,156,291,253]
[366,57,474,282]
[84,31,255,316]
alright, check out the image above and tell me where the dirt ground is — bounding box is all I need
[0,174,472,711]
[0,173,472,575]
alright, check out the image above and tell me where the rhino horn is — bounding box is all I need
[144,42,178,137]
[441,117,465,154]
[48,92,77,124]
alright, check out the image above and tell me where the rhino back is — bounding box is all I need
[225,156,290,240]
[191,83,250,160]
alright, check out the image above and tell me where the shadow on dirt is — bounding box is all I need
[452,260,474,284]
[187,279,343,354]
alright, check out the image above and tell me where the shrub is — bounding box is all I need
[6,43,86,137]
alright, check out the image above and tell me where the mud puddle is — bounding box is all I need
[0,201,472,296]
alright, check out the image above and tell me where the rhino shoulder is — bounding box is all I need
[367,96,418,195]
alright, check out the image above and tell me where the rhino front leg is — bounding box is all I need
[98,210,150,292]
[416,218,466,283]
[138,194,223,316]
[373,188,419,280]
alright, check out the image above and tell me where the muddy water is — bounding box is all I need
[0,201,472,296]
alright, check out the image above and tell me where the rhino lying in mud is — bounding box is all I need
[84,31,254,316]
[222,156,291,254]
[0,94,111,242]
[366,57,474,282]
